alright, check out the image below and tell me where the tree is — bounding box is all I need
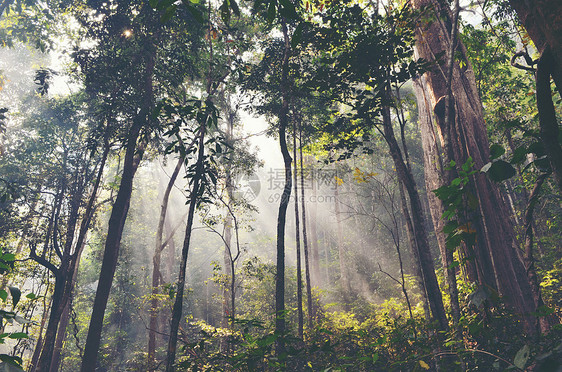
[411,0,537,333]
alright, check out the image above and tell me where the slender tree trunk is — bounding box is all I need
[536,48,562,191]
[275,19,292,356]
[36,167,85,371]
[50,239,84,372]
[165,124,206,372]
[80,26,155,368]
[411,0,536,333]
[148,155,184,370]
[80,124,145,372]
[309,164,320,288]
[292,119,304,339]
[299,128,314,329]
[380,97,448,330]
[398,182,431,322]
[28,285,52,372]
[49,143,109,372]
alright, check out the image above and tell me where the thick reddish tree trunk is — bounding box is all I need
[411,0,536,333]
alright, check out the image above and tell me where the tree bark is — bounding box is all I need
[411,0,536,333]
[398,181,431,322]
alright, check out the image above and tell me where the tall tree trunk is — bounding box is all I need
[35,165,84,372]
[49,142,109,372]
[536,48,562,191]
[274,19,292,356]
[398,181,431,322]
[80,24,155,368]
[411,0,536,333]
[80,122,145,372]
[299,128,314,329]
[292,119,304,339]
[380,95,448,330]
[148,155,184,370]
[165,124,206,372]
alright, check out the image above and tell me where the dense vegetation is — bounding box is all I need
[0,0,561,371]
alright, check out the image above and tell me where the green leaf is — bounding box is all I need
[1,254,15,262]
[278,0,298,19]
[528,141,545,157]
[220,1,230,24]
[513,345,530,369]
[181,0,204,23]
[7,332,27,340]
[0,290,7,302]
[266,0,276,24]
[291,22,304,49]
[510,145,528,164]
[0,354,24,370]
[8,287,20,307]
[149,0,159,8]
[482,160,516,182]
[160,4,177,23]
[489,144,505,160]
[230,0,240,16]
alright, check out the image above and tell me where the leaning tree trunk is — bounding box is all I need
[80,120,145,372]
[411,0,537,333]
[380,100,448,331]
[80,21,155,369]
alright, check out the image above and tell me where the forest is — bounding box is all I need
[0,0,561,370]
